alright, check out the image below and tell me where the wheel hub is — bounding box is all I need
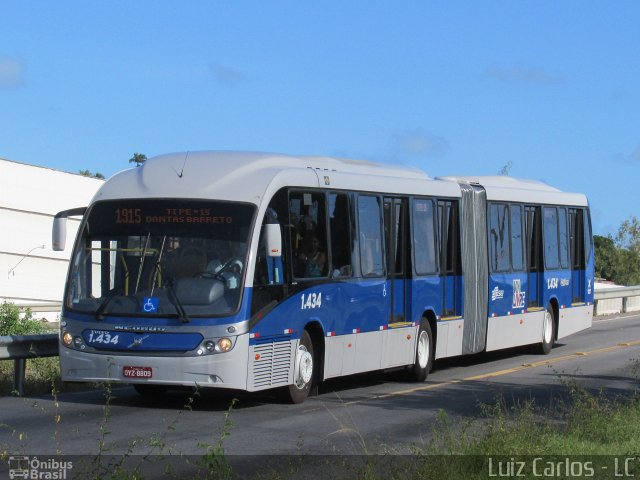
[417,331,429,369]
[294,345,313,388]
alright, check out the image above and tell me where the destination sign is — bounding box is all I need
[115,207,234,225]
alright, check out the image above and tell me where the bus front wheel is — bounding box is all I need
[281,329,314,404]
[408,322,433,382]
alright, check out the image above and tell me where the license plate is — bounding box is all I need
[123,366,153,379]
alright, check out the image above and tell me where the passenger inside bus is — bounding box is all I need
[297,234,327,277]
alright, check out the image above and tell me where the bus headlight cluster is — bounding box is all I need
[217,337,232,352]
[198,337,234,355]
[62,331,85,350]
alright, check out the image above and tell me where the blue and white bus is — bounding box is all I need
[53,152,594,403]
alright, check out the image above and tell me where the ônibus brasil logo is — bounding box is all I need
[7,456,73,480]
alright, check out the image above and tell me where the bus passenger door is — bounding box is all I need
[383,197,411,367]
[383,198,407,324]
[438,200,462,319]
[525,206,543,309]
[569,208,586,304]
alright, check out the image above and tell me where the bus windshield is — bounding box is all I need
[66,199,255,318]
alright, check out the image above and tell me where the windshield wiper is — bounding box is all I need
[167,285,190,323]
[149,236,166,297]
[95,288,122,320]
[134,233,151,294]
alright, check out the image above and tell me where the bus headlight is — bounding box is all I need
[62,332,73,347]
[216,338,232,352]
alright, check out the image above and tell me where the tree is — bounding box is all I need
[613,216,640,285]
[129,152,147,167]
[594,215,640,286]
[78,169,105,179]
[594,235,618,281]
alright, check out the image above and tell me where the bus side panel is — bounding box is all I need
[248,279,390,386]
[485,310,545,351]
[486,271,541,351]
[557,304,593,339]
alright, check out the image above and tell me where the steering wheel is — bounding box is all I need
[195,257,243,282]
[218,257,243,273]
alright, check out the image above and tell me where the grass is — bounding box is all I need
[0,357,62,396]
[2,348,639,479]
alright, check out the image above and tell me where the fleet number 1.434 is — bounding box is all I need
[300,292,322,310]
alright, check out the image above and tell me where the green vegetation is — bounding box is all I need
[129,152,147,167]
[0,301,46,335]
[0,356,60,396]
[0,301,58,396]
[425,388,640,455]
[1,365,638,479]
[595,215,640,285]
[309,383,640,479]
[78,169,105,179]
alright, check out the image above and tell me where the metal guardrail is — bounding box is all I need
[1,287,639,396]
[0,334,59,395]
[16,302,63,313]
[593,285,640,300]
[593,286,640,316]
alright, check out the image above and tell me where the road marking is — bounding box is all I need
[306,339,640,410]
[593,314,640,324]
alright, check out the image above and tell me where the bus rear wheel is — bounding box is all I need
[408,322,433,382]
[281,329,314,404]
[539,304,556,355]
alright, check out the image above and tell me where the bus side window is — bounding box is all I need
[289,191,328,279]
[412,198,437,275]
[558,208,570,269]
[357,195,384,277]
[525,205,542,272]
[569,209,580,269]
[489,203,510,272]
[584,209,593,264]
[329,192,352,277]
[510,204,524,272]
[543,207,560,269]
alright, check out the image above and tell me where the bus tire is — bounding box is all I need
[539,304,556,355]
[281,329,314,404]
[408,322,433,382]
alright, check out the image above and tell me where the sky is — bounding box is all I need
[1,1,639,236]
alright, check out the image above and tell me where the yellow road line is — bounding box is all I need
[338,339,640,406]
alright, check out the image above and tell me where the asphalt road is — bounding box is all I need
[1,313,639,461]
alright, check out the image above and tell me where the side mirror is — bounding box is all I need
[52,207,87,251]
[52,217,67,251]
[265,223,282,257]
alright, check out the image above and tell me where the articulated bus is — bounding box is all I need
[52,152,594,403]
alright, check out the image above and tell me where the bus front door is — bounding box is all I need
[383,197,411,367]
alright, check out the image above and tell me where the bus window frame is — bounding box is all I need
[411,196,439,277]
[356,193,386,279]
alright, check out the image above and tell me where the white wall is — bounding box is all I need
[0,158,103,320]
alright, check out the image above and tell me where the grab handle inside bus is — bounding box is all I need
[52,207,87,251]
[265,223,282,257]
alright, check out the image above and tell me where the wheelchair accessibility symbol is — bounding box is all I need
[142,297,159,313]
